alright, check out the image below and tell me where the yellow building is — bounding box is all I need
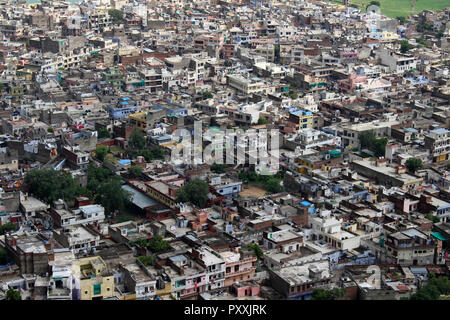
[73,256,115,300]
[129,112,148,130]
[381,31,400,43]
[296,158,314,174]
[288,110,314,129]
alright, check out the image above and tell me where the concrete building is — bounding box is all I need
[219,249,257,287]
[424,128,450,163]
[73,256,115,300]
[269,260,332,300]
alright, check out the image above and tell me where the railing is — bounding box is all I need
[226,257,257,267]
[226,267,256,277]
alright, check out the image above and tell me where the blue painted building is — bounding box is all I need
[107,97,138,119]
[214,181,242,198]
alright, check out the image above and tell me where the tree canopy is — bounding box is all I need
[108,9,124,25]
[311,288,346,300]
[425,214,440,224]
[265,178,284,194]
[396,16,407,24]
[86,163,132,216]
[370,137,388,158]
[25,169,87,203]
[238,170,284,194]
[400,40,412,54]
[128,128,147,153]
[210,163,227,174]
[137,148,164,162]
[257,117,268,125]
[176,179,210,208]
[0,248,8,265]
[127,165,143,178]
[147,235,171,253]
[405,158,423,173]
[410,273,450,300]
[358,130,376,149]
[95,145,108,162]
[248,243,263,260]
[202,91,213,99]
[97,128,110,139]
[358,131,388,157]
[0,222,18,236]
[6,288,21,300]
[138,255,156,266]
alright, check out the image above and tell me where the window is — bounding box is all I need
[93,284,101,295]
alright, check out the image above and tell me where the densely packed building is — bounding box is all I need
[0,0,449,301]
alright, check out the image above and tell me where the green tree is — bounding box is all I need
[108,9,124,25]
[405,158,423,173]
[274,45,280,63]
[128,129,146,153]
[137,148,164,162]
[397,16,407,24]
[428,273,450,295]
[138,255,156,266]
[176,179,210,208]
[311,288,346,300]
[265,178,283,194]
[6,288,21,300]
[423,22,433,31]
[211,163,227,174]
[95,176,132,216]
[95,145,109,162]
[98,128,110,139]
[25,169,87,203]
[248,243,263,260]
[118,215,134,223]
[128,165,143,178]
[137,149,153,162]
[257,117,268,125]
[0,222,18,236]
[425,214,440,224]
[202,91,213,99]
[410,283,440,300]
[400,40,412,54]
[147,235,170,253]
[0,248,8,265]
[150,148,164,159]
[47,127,54,133]
[358,130,376,149]
[349,4,358,8]
[409,274,450,300]
[130,239,148,248]
[370,137,388,157]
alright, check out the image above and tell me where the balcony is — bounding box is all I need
[225,257,257,267]
[226,267,256,277]
[47,288,71,299]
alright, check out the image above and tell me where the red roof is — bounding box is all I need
[397,285,409,291]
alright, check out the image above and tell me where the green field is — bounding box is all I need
[331,0,450,17]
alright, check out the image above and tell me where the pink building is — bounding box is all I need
[338,73,367,92]
[232,282,260,297]
[220,249,257,287]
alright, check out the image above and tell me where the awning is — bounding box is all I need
[431,232,447,241]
